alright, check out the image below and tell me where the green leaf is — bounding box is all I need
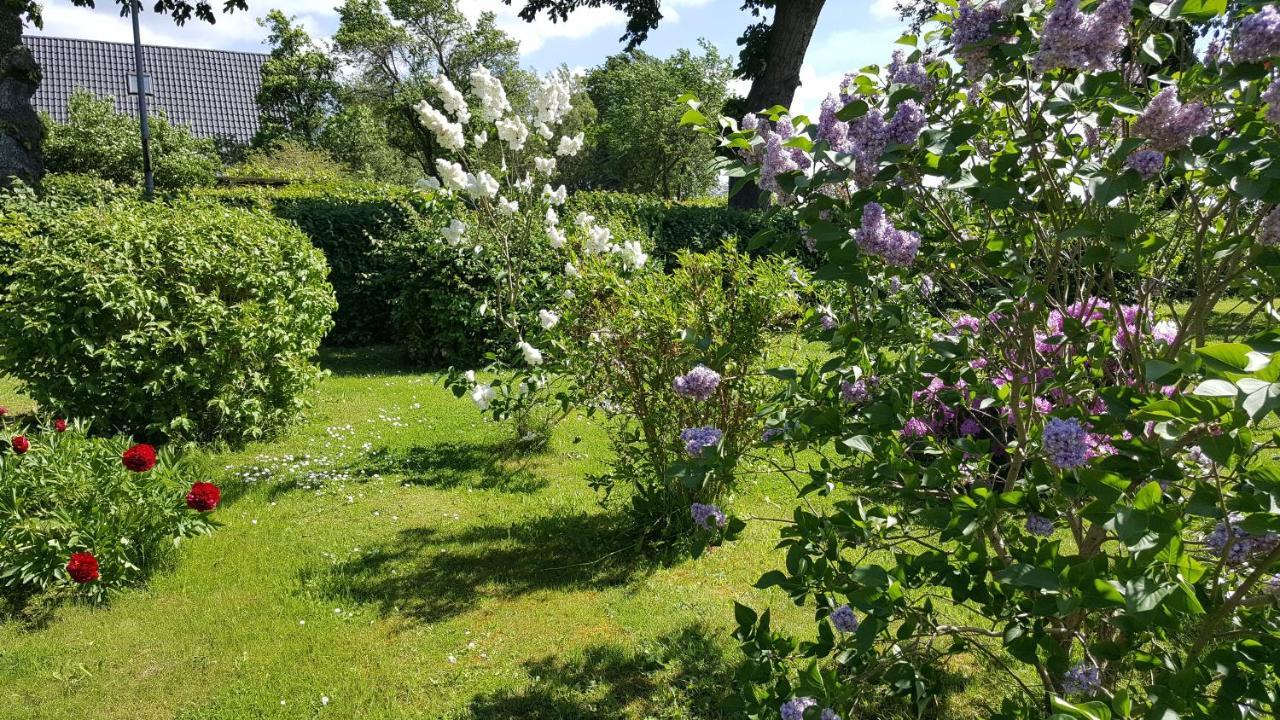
[1193,379,1237,397]
[1196,343,1253,370]
[842,435,875,456]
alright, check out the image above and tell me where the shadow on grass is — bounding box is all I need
[305,511,648,624]
[354,440,549,494]
[319,345,414,377]
[463,623,736,719]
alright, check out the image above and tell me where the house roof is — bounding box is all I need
[22,35,268,143]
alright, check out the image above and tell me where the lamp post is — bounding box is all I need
[130,0,154,200]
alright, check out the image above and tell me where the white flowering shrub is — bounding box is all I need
[416,67,645,446]
[676,1,1280,718]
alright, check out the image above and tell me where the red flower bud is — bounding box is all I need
[122,443,157,472]
[185,482,221,512]
[53,418,67,433]
[66,552,99,584]
[11,435,29,454]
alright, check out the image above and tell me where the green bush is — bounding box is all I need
[563,191,796,265]
[0,421,217,613]
[558,245,800,548]
[42,90,222,190]
[388,201,566,366]
[0,198,335,444]
[224,139,350,184]
[197,181,432,346]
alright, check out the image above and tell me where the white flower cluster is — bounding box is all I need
[535,73,575,127]
[441,218,466,245]
[543,184,567,205]
[557,133,585,157]
[415,100,464,151]
[534,156,557,176]
[496,116,529,151]
[429,74,470,123]
[470,66,512,123]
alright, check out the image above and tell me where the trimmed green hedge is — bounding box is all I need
[194,182,431,346]
[563,191,793,266]
[191,184,786,352]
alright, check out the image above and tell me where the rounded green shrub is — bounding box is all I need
[0,199,336,444]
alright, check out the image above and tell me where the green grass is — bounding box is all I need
[0,347,862,720]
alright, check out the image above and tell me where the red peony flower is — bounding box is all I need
[0,407,8,417]
[122,443,157,472]
[11,435,29,454]
[66,552,99,584]
[53,418,67,433]
[185,482,221,512]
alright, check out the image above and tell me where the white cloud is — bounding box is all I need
[31,1,331,53]
[870,0,900,20]
[458,0,627,56]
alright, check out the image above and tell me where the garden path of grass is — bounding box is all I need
[0,347,853,720]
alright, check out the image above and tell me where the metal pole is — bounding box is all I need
[130,1,154,200]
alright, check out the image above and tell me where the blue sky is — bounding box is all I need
[30,0,911,114]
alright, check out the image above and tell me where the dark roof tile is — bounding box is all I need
[22,35,267,143]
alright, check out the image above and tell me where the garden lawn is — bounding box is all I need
[3,347,1000,720]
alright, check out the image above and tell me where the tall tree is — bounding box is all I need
[333,0,518,173]
[581,42,731,199]
[0,0,247,186]
[506,0,825,207]
[255,9,339,147]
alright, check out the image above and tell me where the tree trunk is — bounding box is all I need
[0,5,42,188]
[730,0,825,210]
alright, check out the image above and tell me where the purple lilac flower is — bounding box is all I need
[1126,149,1164,180]
[841,379,869,404]
[1043,417,1089,469]
[821,314,839,331]
[830,604,859,633]
[854,202,921,267]
[1261,207,1280,247]
[1062,662,1103,695]
[1035,0,1132,74]
[838,74,858,105]
[846,110,888,186]
[1204,37,1224,65]
[781,698,818,720]
[690,502,727,530]
[1265,79,1280,125]
[821,711,841,720]
[1025,514,1055,537]
[681,426,723,457]
[1233,5,1280,63]
[1206,513,1280,564]
[760,133,799,194]
[952,0,1004,78]
[919,275,934,298]
[1152,319,1178,345]
[762,427,784,443]
[818,96,851,153]
[886,100,926,146]
[1133,88,1211,152]
[902,417,931,439]
[889,276,902,293]
[960,418,983,437]
[953,314,982,334]
[888,49,931,91]
[673,365,722,401]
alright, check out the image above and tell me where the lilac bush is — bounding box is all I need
[684,1,1280,717]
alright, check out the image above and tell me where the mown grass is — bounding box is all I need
[1,297,1269,719]
[2,347,975,720]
